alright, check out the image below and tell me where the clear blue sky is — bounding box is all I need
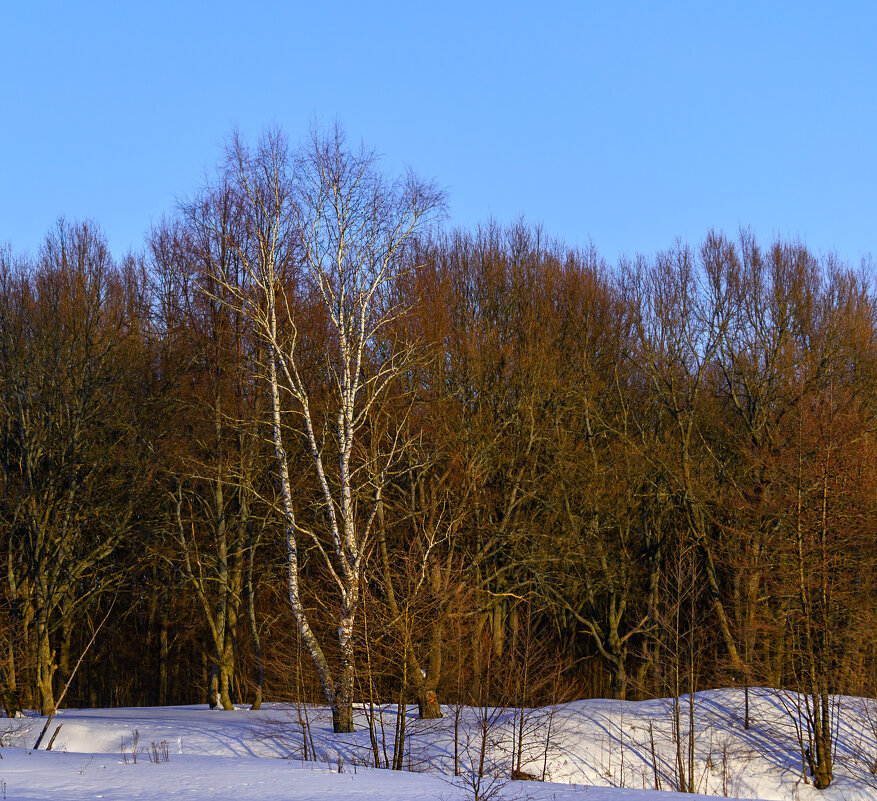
[3,2,876,265]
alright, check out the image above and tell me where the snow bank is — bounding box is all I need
[0,688,874,800]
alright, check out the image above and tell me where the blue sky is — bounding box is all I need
[2,2,876,265]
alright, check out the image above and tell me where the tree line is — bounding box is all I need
[1,127,874,785]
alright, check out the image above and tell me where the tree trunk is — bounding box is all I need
[37,623,55,715]
[812,691,833,789]
[158,608,168,706]
[246,551,264,710]
[416,686,441,719]
[610,656,628,701]
[208,658,220,708]
[333,611,356,733]
[219,636,235,709]
[59,622,72,703]
[413,617,444,719]
[217,570,240,711]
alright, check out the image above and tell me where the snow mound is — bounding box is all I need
[0,688,874,800]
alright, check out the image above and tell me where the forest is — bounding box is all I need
[1,128,874,790]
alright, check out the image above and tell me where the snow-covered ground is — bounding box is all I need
[0,689,874,800]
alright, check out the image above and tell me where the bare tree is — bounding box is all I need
[202,126,443,732]
[0,221,153,713]
[152,189,269,711]
[629,239,743,675]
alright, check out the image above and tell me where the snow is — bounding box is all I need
[0,689,874,800]
[0,749,740,801]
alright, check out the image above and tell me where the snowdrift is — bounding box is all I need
[0,688,875,800]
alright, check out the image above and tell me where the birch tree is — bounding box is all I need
[205,127,442,732]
